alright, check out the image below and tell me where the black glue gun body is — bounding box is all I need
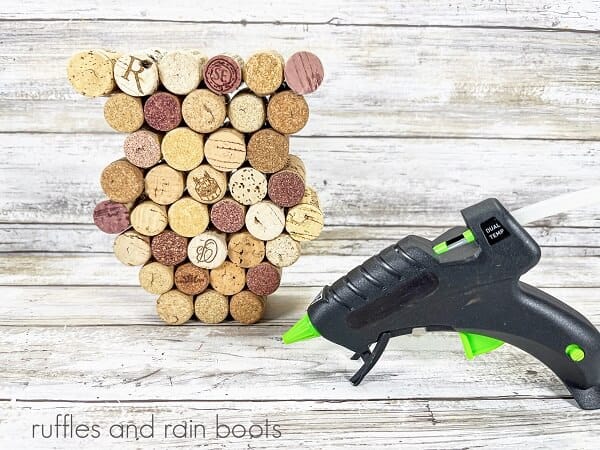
[306,199,600,409]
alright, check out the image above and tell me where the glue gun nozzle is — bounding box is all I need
[283,314,321,344]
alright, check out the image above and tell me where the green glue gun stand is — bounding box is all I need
[283,187,600,410]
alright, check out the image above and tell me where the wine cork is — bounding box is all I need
[103,93,144,133]
[158,50,204,95]
[167,197,210,237]
[247,129,289,173]
[267,90,309,135]
[145,164,185,205]
[139,262,174,295]
[123,130,162,168]
[246,262,281,296]
[210,198,246,233]
[188,231,228,269]
[265,233,302,267]
[174,262,210,295]
[267,154,306,207]
[130,201,169,236]
[113,231,151,266]
[93,200,130,234]
[228,90,266,133]
[203,54,244,95]
[300,185,321,209]
[195,289,229,324]
[230,290,265,324]
[228,167,267,206]
[67,50,118,97]
[187,165,227,204]
[100,159,144,203]
[143,48,166,63]
[243,51,284,96]
[245,200,285,241]
[151,230,188,266]
[284,51,324,95]
[182,89,227,133]
[114,53,159,97]
[162,127,204,171]
[227,232,265,268]
[209,260,246,296]
[143,92,182,132]
[156,289,194,325]
[204,128,246,172]
[286,203,324,242]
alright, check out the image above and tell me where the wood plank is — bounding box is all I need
[2,134,600,227]
[2,22,600,138]
[2,224,599,253]
[0,250,598,287]
[3,1,600,30]
[0,399,598,448]
[0,286,597,326]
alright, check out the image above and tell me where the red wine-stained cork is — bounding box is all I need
[203,54,244,95]
[100,159,144,203]
[247,129,289,173]
[227,232,265,268]
[195,289,229,324]
[93,200,130,234]
[230,290,265,324]
[284,51,324,95]
[144,92,182,132]
[209,260,246,296]
[151,230,188,266]
[174,262,210,296]
[246,262,281,296]
[123,130,162,168]
[267,90,309,135]
[210,198,246,233]
[156,289,194,325]
[268,154,306,207]
[104,93,145,133]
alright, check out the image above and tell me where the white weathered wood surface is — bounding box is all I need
[1,1,600,448]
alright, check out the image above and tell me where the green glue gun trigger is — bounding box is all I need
[283,193,600,410]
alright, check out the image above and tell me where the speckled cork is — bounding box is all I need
[209,260,246,296]
[139,262,174,295]
[195,289,229,324]
[230,290,266,324]
[158,50,205,95]
[167,197,210,237]
[245,200,285,241]
[268,154,306,207]
[182,89,227,133]
[130,201,169,236]
[187,165,228,204]
[188,231,228,269]
[247,129,289,173]
[67,50,119,97]
[113,231,152,266]
[210,198,246,233]
[267,90,309,135]
[104,93,145,133]
[144,92,182,132]
[203,54,244,95]
[145,164,185,205]
[228,90,266,133]
[285,203,324,242]
[114,53,159,97]
[174,263,210,296]
[151,231,188,266]
[284,51,324,95]
[100,159,145,204]
[228,167,268,206]
[123,130,162,168]
[300,186,321,208]
[204,128,246,172]
[227,231,265,268]
[93,200,130,234]
[156,289,194,325]
[243,51,284,96]
[246,262,281,296]
[265,233,301,267]
[161,127,204,172]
